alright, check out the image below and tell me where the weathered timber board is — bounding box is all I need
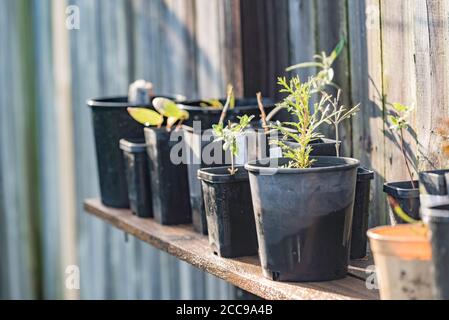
[84,198,379,300]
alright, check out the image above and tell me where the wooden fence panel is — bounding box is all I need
[348,0,388,225]
[5,0,449,300]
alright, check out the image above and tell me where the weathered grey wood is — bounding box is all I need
[69,0,108,300]
[240,0,290,99]
[349,0,388,226]
[380,0,418,184]
[315,0,352,156]
[84,198,380,300]
[415,0,449,170]
[33,0,62,299]
[0,0,39,299]
[288,0,316,80]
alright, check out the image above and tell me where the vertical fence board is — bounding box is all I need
[380,0,418,185]
[69,0,108,300]
[288,0,316,79]
[240,0,290,99]
[415,0,449,170]
[315,0,352,156]
[33,0,62,299]
[349,0,387,226]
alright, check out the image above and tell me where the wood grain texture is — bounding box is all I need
[240,0,290,99]
[84,198,379,300]
[348,0,388,226]
[415,0,449,170]
[380,0,418,183]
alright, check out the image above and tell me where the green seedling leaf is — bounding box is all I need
[200,99,223,108]
[392,102,409,113]
[127,107,163,127]
[286,62,325,72]
[153,97,189,120]
[329,38,346,64]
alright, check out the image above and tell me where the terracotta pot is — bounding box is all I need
[367,224,434,300]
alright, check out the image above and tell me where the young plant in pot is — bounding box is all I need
[367,204,434,300]
[182,86,279,235]
[87,80,183,208]
[127,99,192,225]
[418,120,449,299]
[245,75,360,282]
[197,109,258,258]
[268,39,346,158]
[383,103,420,224]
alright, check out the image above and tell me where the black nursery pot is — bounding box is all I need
[350,167,374,259]
[182,98,277,235]
[245,156,359,282]
[87,96,176,208]
[119,139,153,218]
[383,180,420,224]
[198,166,258,258]
[144,127,191,225]
[419,170,449,300]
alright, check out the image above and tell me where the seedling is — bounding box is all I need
[212,86,254,175]
[387,103,416,188]
[213,115,254,175]
[270,76,337,169]
[286,38,345,91]
[327,90,360,157]
[267,39,345,122]
[127,97,189,131]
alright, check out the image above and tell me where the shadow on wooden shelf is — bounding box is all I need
[84,198,379,300]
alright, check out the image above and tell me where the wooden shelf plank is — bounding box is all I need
[84,198,379,300]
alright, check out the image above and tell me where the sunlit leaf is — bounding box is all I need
[286,62,324,72]
[392,102,409,113]
[127,107,163,126]
[200,99,223,108]
[329,38,346,64]
[153,97,189,120]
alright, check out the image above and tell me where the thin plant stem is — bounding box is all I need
[399,127,416,189]
[219,86,234,125]
[335,123,340,157]
[256,92,268,132]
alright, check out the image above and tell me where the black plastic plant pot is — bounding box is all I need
[178,97,277,129]
[245,156,359,282]
[383,181,420,225]
[182,126,228,234]
[198,166,258,258]
[144,127,191,225]
[419,170,449,299]
[350,167,374,259]
[119,139,153,218]
[87,96,176,208]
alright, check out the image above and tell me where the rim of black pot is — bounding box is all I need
[177,97,276,112]
[383,181,419,198]
[197,166,248,183]
[244,156,360,174]
[357,167,375,181]
[419,169,449,195]
[86,95,182,108]
[119,138,147,153]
